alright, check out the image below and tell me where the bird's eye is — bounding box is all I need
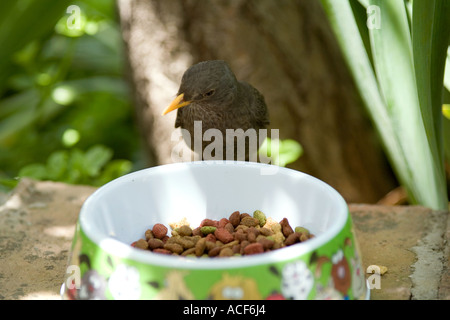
[204,89,215,97]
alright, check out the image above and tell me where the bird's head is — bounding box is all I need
[161,60,238,115]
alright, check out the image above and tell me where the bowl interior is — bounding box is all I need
[79,161,348,266]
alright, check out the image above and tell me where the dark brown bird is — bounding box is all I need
[162,60,269,161]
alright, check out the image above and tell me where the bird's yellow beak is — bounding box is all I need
[161,93,192,116]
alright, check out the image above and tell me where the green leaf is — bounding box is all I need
[444,47,450,92]
[444,112,450,164]
[321,0,449,209]
[95,159,132,186]
[349,0,373,67]
[83,144,113,177]
[443,104,450,120]
[411,0,450,209]
[258,138,303,167]
[46,150,69,180]
[368,0,447,208]
[0,178,19,191]
[18,163,48,180]
[66,148,86,183]
[320,0,410,193]
[278,139,303,167]
[258,138,274,159]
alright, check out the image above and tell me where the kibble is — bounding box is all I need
[218,218,229,228]
[153,248,171,255]
[243,242,264,255]
[145,229,154,240]
[253,210,266,227]
[181,247,196,256]
[177,225,193,237]
[258,237,274,250]
[132,210,314,257]
[134,239,148,250]
[164,243,184,254]
[284,232,301,246]
[208,246,221,257]
[205,233,216,243]
[152,223,168,239]
[295,226,310,235]
[214,228,234,244]
[219,247,234,257]
[240,216,259,227]
[280,218,294,237]
[229,211,241,227]
[201,219,218,227]
[195,238,207,256]
[234,229,247,242]
[200,226,217,235]
[147,238,164,250]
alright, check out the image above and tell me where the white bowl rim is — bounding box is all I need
[79,160,349,270]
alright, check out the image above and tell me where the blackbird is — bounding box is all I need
[162,60,270,161]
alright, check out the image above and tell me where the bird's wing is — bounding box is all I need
[241,81,270,128]
[253,87,270,127]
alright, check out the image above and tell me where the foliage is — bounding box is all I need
[0,0,142,191]
[321,0,450,210]
[18,144,132,187]
[258,138,303,167]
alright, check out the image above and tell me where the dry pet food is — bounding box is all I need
[131,210,314,258]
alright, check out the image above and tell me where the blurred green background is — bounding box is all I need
[1,0,448,209]
[0,0,145,191]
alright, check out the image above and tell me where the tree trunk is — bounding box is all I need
[117,0,396,203]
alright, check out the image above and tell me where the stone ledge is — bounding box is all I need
[0,178,96,300]
[0,178,448,300]
[349,203,449,300]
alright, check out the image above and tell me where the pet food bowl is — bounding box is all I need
[61,161,368,300]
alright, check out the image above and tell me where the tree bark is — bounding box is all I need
[117,0,396,203]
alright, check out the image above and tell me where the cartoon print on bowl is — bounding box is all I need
[331,249,351,294]
[66,252,141,300]
[313,237,354,299]
[66,254,107,300]
[148,270,194,300]
[267,260,314,300]
[350,243,366,299]
[208,273,262,300]
[78,270,108,300]
[108,264,141,300]
[281,261,314,300]
[314,283,344,300]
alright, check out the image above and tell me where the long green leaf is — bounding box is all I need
[444,47,450,92]
[349,0,374,68]
[412,0,450,209]
[368,0,447,209]
[322,0,449,209]
[320,0,412,201]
